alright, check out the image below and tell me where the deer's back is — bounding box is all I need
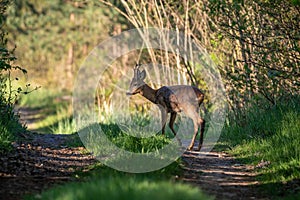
[156,85,204,113]
[168,85,204,104]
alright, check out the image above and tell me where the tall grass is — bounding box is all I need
[50,117,76,134]
[221,96,300,186]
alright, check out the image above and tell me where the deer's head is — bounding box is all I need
[126,64,146,96]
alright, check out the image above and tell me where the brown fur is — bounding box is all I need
[127,64,205,151]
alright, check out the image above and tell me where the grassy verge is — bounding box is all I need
[221,96,300,197]
[26,162,212,200]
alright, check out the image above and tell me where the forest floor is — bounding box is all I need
[0,108,268,200]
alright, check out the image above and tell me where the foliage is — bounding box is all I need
[100,0,212,89]
[2,0,299,196]
[100,122,172,153]
[4,0,299,115]
[101,0,299,117]
[0,0,26,152]
[50,117,76,134]
[19,89,171,153]
[206,0,300,113]
[0,104,24,152]
[5,0,113,89]
[221,96,300,190]
[19,89,72,133]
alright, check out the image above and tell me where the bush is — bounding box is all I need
[0,0,26,152]
[0,103,24,152]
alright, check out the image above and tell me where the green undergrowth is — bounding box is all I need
[50,117,76,134]
[18,89,72,133]
[19,88,67,108]
[221,96,300,197]
[26,161,213,200]
[0,63,27,152]
[0,104,25,153]
[98,123,172,153]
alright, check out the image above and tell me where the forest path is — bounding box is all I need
[0,107,267,200]
[181,145,268,200]
[0,133,95,200]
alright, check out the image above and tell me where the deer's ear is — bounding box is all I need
[139,70,146,80]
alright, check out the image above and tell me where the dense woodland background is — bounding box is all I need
[0,0,300,199]
[3,0,299,109]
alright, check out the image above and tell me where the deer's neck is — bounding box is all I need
[140,84,157,103]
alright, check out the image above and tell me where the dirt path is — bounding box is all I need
[181,149,267,200]
[0,134,95,200]
[0,108,267,199]
[0,134,267,200]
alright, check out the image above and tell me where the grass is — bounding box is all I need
[19,88,68,108]
[26,161,213,200]
[233,110,300,181]
[0,103,25,153]
[98,122,172,153]
[0,74,26,152]
[28,177,210,200]
[221,96,300,197]
[76,122,182,174]
[50,116,76,134]
[18,89,72,133]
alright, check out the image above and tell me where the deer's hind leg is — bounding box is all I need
[187,107,204,151]
[169,112,182,146]
[169,112,177,136]
[188,117,199,151]
[197,117,205,151]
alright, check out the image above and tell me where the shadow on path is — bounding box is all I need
[0,133,95,200]
[181,140,268,200]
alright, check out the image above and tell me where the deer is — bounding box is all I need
[126,64,205,151]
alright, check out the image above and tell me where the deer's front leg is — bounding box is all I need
[160,107,167,135]
[169,112,177,136]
